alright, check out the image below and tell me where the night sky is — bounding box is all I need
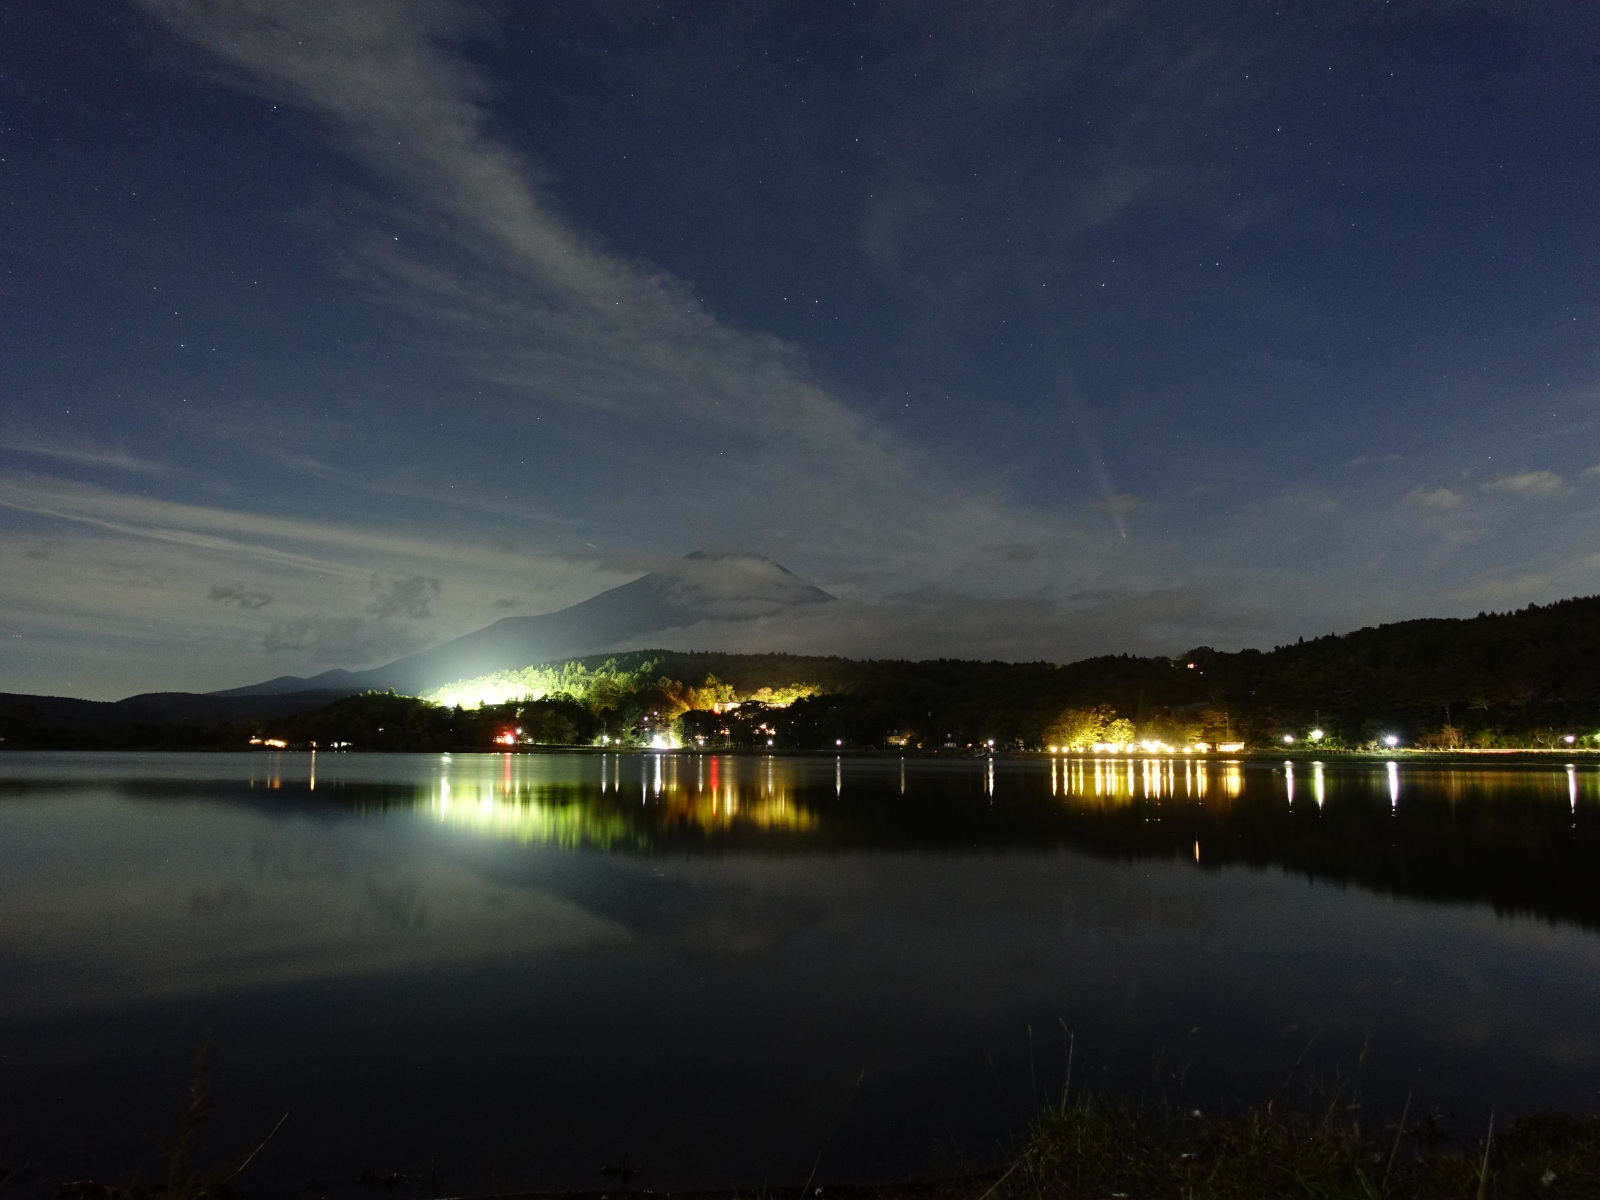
[3,1,1599,698]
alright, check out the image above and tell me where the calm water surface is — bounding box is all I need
[3,751,1600,1195]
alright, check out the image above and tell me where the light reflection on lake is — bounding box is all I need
[428,753,817,844]
[2,750,1600,1197]
[1048,753,1245,800]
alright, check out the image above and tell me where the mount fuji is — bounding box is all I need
[214,551,836,698]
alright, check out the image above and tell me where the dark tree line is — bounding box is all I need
[628,597,1600,749]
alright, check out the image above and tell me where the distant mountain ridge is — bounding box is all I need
[213,551,835,698]
[0,689,352,733]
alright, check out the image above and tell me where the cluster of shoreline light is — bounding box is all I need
[1046,740,1246,754]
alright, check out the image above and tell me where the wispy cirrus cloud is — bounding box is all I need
[131,0,1076,590]
[0,472,642,694]
[0,476,374,580]
[0,433,164,473]
[0,474,604,581]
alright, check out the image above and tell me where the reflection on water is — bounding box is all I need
[1042,756,1600,931]
[1051,754,1243,800]
[102,749,1600,820]
[169,750,1600,931]
[1041,752,1600,818]
[5,750,1600,1196]
[433,777,645,847]
[429,753,815,845]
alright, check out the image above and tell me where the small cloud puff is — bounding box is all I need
[367,572,441,619]
[1408,487,1463,510]
[263,616,434,663]
[1482,470,1564,497]
[1278,492,1340,516]
[208,583,273,610]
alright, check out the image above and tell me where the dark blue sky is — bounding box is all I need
[3,0,1599,697]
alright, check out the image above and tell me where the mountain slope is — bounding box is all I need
[0,689,351,731]
[214,552,835,698]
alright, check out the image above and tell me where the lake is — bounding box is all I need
[2,750,1599,1196]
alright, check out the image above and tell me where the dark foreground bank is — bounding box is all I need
[437,1101,1599,1200]
[981,1094,1600,1200]
[456,1103,1600,1200]
[52,1092,1600,1200]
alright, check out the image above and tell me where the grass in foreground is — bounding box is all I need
[988,1093,1600,1200]
[55,1036,285,1200]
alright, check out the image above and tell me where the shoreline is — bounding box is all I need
[8,744,1600,765]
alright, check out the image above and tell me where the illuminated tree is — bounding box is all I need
[1197,708,1233,742]
[1104,717,1136,746]
[1043,704,1115,749]
[1419,724,1464,750]
[691,674,737,710]
[1139,712,1204,745]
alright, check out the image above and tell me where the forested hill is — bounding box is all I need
[1169,594,1600,743]
[444,594,1600,748]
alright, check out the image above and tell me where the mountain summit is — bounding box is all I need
[214,552,834,698]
